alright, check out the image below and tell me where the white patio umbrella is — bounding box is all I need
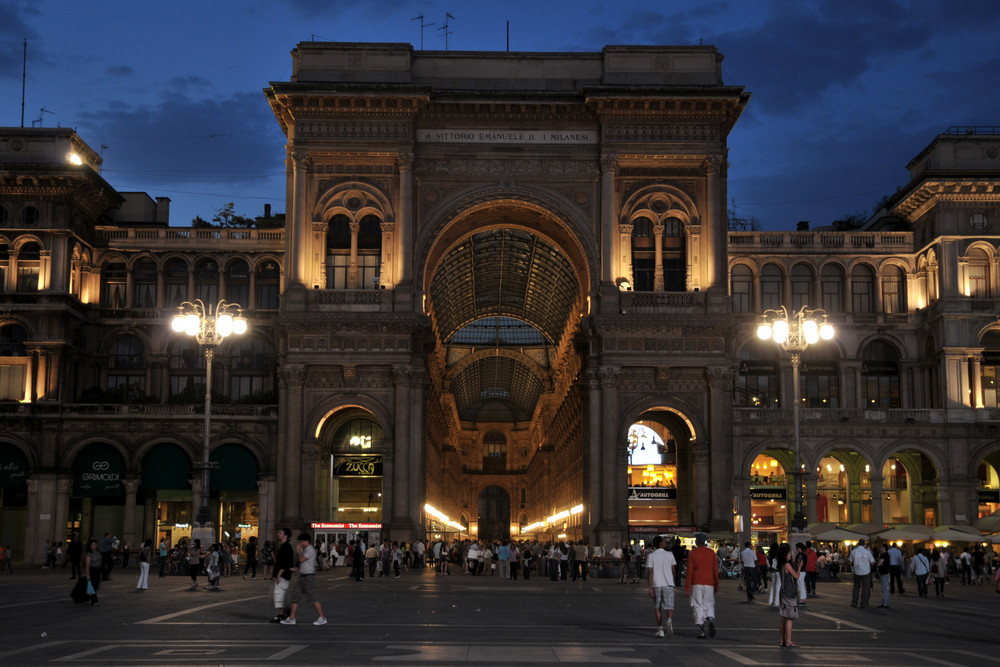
[873,525,933,542]
[812,526,868,542]
[973,511,1000,533]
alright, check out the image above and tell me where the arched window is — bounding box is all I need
[225,258,250,307]
[17,242,41,292]
[0,242,8,292]
[631,217,655,292]
[164,258,188,307]
[0,324,28,401]
[861,340,900,408]
[662,217,686,291]
[801,347,839,408]
[329,417,384,454]
[255,260,280,310]
[132,258,157,308]
[326,214,351,289]
[736,340,780,408]
[821,264,845,313]
[760,263,783,310]
[101,260,127,308]
[731,264,753,313]
[168,338,205,401]
[967,248,991,298]
[483,430,507,473]
[881,265,906,314]
[790,264,814,311]
[107,334,146,393]
[195,259,219,304]
[851,264,875,314]
[357,214,383,289]
[228,337,274,402]
[981,330,1000,408]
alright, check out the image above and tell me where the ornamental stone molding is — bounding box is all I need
[603,124,719,142]
[295,121,411,140]
[277,365,306,389]
[413,158,599,179]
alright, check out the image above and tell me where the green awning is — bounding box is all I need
[73,442,125,496]
[210,444,258,491]
[141,444,192,490]
[0,443,29,487]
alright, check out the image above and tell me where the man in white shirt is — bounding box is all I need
[281,533,327,626]
[848,540,876,608]
[740,542,759,601]
[646,535,678,638]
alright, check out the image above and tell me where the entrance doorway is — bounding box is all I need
[478,486,510,541]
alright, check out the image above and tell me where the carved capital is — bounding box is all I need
[278,365,306,388]
[292,152,310,171]
[618,223,634,235]
[599,367,619,387]
[600,153,618,174]
[398,152,414,170]
[707,366,735,388]
[702,154,725,174]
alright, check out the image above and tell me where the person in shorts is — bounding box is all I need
[281,533,327,626]
[646,535,678,637]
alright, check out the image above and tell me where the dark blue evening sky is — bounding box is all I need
[3,0,998,230]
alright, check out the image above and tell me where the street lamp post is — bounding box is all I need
[756,305,834,536]
[170,299,248,544]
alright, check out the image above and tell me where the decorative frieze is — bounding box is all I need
[603,124,719,142]
[295,121,411,140]
[414,159,599,179]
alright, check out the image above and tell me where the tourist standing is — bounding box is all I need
[136,539,152,591]
[685,533,719,639]
[646,535,677,638]
[848,540,875,608]
[271,528,294,622]
[778,544,801,647]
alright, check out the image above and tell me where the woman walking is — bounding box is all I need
[778,543,801,647]
[187,539,204,590]
[931,549,947,597]
[136,539,152,591]
[85,538,103,605]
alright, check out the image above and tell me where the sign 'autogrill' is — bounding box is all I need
[629,487,677,500]
[417,129,598,145]
[750,488,787,500]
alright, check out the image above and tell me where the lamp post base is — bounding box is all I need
[192,523,216,546]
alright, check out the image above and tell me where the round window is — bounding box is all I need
[969,213,989,232]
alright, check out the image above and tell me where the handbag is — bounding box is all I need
[86,580,96,595]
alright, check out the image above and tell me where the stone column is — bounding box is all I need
[870,475,884,524]
[971,356,983,408]
[299,439,319,524]
[54,476,72,543]
[288,152,310,289]
[398,153,413,286]
[257,475,276,545]
[693,447,710,528]
[600,154,617,284]
[653,222,664,291]
[278,365,305,523]
[408,367,427,538]
[805,474,818,525]
[735,476,752,541]
[618,223,633,286]
[595,368,622,545]
[703,156,726,292]
[391,366,412,536]
[348,220,360,289]
[123,477,140,548]
[707,367,735,530]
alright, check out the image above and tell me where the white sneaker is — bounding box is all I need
[313,617,327,626]
[655,627,665,638]
[280,617,296,625]
[666,620,673,635]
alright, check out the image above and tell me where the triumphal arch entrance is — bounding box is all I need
[266,42,748,549]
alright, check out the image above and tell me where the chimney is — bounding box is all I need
[264,203,271,220]
[155,197,171,225]
[796,220,809,231]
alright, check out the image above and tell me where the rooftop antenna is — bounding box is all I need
[411,14,435,50]
[32,107,53,128]
[100,144,109,172]
[438,12,455,51]
[21,39,27,128]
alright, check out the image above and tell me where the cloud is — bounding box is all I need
[106,65,135,77]
[0,2,42,83]
[166,75,213,91]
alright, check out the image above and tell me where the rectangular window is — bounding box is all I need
[134,283,156,308]
[358,253,381,289]
[632,254,655,292]
[761,280,782,311]
[882,276,904,313]
[327,254,349,290]
[821,278,842,313]
[731,278,751,313]
[0,364,26,401]
[852,281,873,314]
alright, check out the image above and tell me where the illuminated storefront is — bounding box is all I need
[626,422,678,536]
[323,414,384,526]
[748,454,787,539]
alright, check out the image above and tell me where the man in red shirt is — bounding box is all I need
[804,540,818,598]
[685,533,720,639]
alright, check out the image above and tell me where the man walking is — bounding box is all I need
[281,533,327,626]
[685,533,719,639]
[270,528,294,623]
[740,542,758,601]
[646,535,677,638]
[849,539,876,608]
[888,542,905,594]
[804,541,818,597]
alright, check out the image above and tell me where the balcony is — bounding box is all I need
[728,230,912,254]
[306,288,398,312]
[98,226,284,250]
[735,407,1000,425]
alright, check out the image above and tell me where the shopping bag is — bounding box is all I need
[86,580,96,595]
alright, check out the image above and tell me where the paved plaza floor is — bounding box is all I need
[0,562,997,665]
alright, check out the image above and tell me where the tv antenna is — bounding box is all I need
[411,14,435,50]
[32,108,53,128]
[21,40,27,128]
[438,12,455,51]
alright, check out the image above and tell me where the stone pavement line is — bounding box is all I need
[801,610,877,632]
[898,652,977,667]
[134,594,267,624]
[711,648,759,665]
[373,644,648,664]
[0,640,67,660]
